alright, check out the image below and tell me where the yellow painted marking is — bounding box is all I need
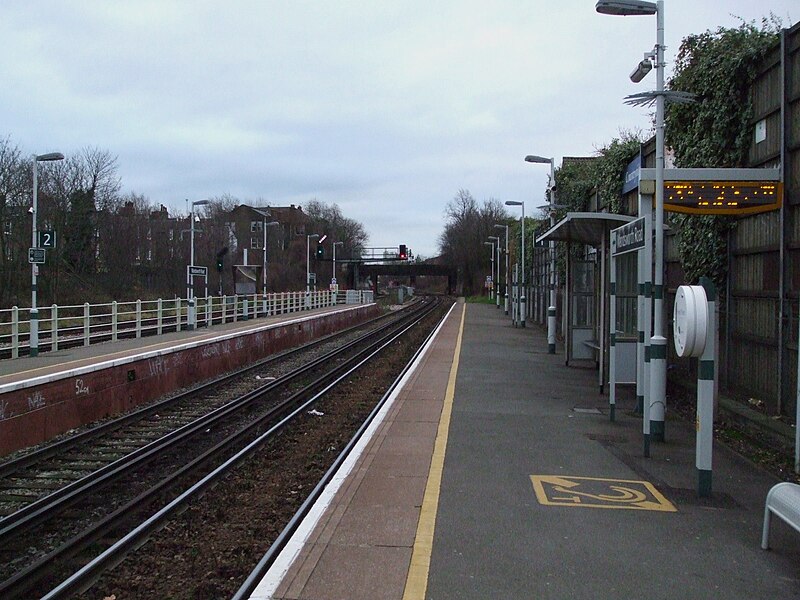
[531,475,677,512]
[402,302,465,600]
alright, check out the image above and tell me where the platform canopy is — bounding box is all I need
[535,212,635,247]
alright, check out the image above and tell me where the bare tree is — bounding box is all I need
[439,190,508,296]
[0,137,29,306]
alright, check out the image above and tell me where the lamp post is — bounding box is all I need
[332,241,343,286]
[596,0,667,441]
[495,223,509,315]
[306,233,319,308]
[186,199,210,331]
[30,151,64,357]
[188,200,210,297]
[483,240,495,301]
[526,154,558,354]
[505,201,525,327]
[488,236,500,307]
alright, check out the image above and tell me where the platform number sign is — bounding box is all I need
[38,230,56,248]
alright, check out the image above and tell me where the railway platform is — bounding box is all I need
[251,301,800,599]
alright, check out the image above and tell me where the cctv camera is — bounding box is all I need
[28,206,34,214]
[630,58,653,83]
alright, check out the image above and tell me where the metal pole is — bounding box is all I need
[189,205,195,298]
[609,237,617,421]
[28,152,63,357]
[263,216,267,298]
[548,158,557,353]
[697,276,716,497]
[306,233,318,308]
[306,235,311,297]
[30,158,39,357]
[496,239,501,308]
[650,0,667,442]
[484,241,494,300]
[503,226,509,314]
[521,204,526,327]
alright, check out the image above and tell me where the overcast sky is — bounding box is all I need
[1,1,795,258]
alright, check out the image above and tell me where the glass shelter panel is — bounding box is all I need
[572,260,594,328]
[615,252,638,338]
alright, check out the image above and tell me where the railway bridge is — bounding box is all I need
[352,261,458,295]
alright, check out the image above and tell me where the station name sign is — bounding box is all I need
[611,217,645,256]
[639,168,782,216]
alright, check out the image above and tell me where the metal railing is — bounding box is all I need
[0,289,375,360]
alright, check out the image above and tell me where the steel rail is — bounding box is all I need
[0,300,426,544]
[38,298,442,599]
[0,304,405,480]
[0,302,439,599]
[232,298,452,599]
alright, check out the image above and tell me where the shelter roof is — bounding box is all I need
[535,212,634,246]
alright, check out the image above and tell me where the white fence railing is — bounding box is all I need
[0,289,375,360]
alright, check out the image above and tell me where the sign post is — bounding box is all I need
[674,278,715,497]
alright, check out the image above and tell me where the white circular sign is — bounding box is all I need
[673,285,708,358]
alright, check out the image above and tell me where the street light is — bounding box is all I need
[186,199,210,331]
[483,240,496,301]
[188,199,210,297]
[525,154,558,354]
[332,241,344,286]
[488,235,500,307]
[596,0,667,441]
[30,151,64,357]
[505,200,525,327]
[306,233,319,307]
[494,223,509,315]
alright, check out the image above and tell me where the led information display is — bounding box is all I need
[664,180,782,215]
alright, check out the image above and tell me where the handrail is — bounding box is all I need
[0,289,374,360]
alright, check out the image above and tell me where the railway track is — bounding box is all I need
[0,296,445,599]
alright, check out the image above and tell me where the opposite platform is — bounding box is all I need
[0,303,379,456]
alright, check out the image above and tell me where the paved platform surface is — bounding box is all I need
[255,301,800,599]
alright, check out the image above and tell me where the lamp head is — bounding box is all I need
[505,200,523,206]
[35,152,64,162]
[595,0,657,16]
[630,58,653,82]
[525,155,551,164]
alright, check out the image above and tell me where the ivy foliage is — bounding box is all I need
[665,18,782,286]
[553,132,642,216]
[543,133,641,281]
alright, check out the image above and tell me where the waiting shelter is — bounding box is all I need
[536,212,635,392]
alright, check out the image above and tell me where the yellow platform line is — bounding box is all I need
[403,302,465,600]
